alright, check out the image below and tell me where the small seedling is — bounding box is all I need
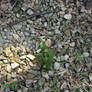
[77,56,85,62]
[35,42,55,72]
[3,82,17,90]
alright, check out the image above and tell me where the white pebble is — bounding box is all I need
[64,14,72,20]
[11,62,19,69]
[64,55,69,60]
[70,42,75,47]
[83,52,89,57]
[27,54,35,60]
[20,55,26,59]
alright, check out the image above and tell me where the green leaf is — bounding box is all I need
[89,87,92,92]
[44,59,53,71]
[35,55,43,62]
[3,84,9,88]
[40,42,47,50]
[73,88,81,92]
[9,82,17,89]
[77,56,85,61]
[48,49,55,58]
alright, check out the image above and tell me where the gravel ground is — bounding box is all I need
[0,0,92,92]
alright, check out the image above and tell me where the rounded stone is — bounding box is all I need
[83,52,89,57]
[54,62,60,70]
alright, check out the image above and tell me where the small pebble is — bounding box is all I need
[90,48,92,54]
[27,54,35,60]
[38,78,45,86]
[54,62,60,70]
[64,55,69,60]
[6,64,12,72]
[11,62,19,69]
[55,29,60,34]
[27,9,34,15]
[65,63,70,68]
[48,71,54,76]
[64,14,72,20]
[70,42,75,47]
[83,52,89,57]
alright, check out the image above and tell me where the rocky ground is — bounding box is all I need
[0,0,92,92]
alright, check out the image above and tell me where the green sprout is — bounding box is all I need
[35,42,55,72]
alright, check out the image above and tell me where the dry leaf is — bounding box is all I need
[45,39,52,47]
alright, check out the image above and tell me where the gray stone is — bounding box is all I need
[13,34,20,41]
[55,29,60,34]
[89,73,92,81]
[43,87,49,92]
[65,63,70,68]
[60,56,65,61]
[0,36,3,43]
[48,71,54,76]
[26,79,37,87]
[14,25,22,30]
[65,90,69,92]
[54,62,60,70]
[27,9,34,15]
[90,48,92,54]
[42,72,49,80]
[83,52,89,57]
[23,32,30,37]
[38,78,45,86]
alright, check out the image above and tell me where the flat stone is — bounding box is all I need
[20,55,26,59]
[23,32,30,37]
[27,54,35,60]
[11,62,19,69]
[3,60,9,64]
[6,64,12,72]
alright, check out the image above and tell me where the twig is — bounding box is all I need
[0,8,61,31]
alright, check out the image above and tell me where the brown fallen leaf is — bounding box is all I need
[45,39,52,47]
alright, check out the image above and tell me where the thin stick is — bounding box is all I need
[0,9,60,30]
